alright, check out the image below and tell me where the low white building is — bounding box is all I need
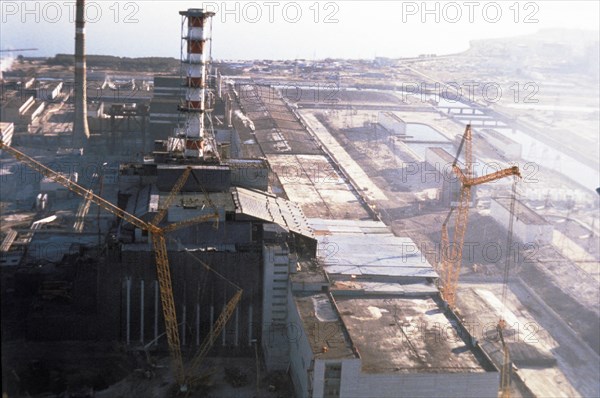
[490,197,553,244]
[265,219,499,398]
[378,112,406,135]
[480,129,522,159]
[424,147,476,207]
[287,292,499,398]
[0,122,14,149]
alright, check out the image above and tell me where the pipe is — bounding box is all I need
[210,305,214,336]
[154,280,159,346]
[182,304,187,346]
[196,302,200,346]
[222,304,226,346]
[73,0,90,147]
[140,280,144,343]
[126,277,131,345]
[248,304,253,346]
[234,306,239,347]
[177,9,215,159]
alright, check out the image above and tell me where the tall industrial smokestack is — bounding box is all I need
[178,8,215,160]
[73,0,90,148]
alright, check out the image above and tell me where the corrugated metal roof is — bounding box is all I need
[233,187,314,239]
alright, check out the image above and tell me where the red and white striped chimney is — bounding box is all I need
[178,9,215,160]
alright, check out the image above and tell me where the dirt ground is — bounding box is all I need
[2,341,293,398]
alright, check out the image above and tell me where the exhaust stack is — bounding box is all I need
[73,0,90,148]
[176,8,216,160]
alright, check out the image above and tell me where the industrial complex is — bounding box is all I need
[1,2,599,398]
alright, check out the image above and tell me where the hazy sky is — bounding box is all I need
[1,1,599,59]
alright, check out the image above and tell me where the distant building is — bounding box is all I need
[0,92,44,132]
[480,129,521,159]
[149,76,182,141]
[490,197,553,244]
[425,147,477,207]
[276,219,498,398]
[374,57,396,67]
[0,121,14,149]
[33,81,63,100]
[378,112,406,135]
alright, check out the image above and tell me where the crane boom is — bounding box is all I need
[440,208,454,278]
[152,234,185,382]
[0,48,38,52]
[152,167,192,225]
[439,126,521,308]
[497,323,512,398]
[162,213,219,234]
[185,289,243,387]
[454,165,520,187]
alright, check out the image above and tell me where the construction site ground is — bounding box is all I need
[1,339,290,398]
[294,105,600,398]
[457,282,599,398]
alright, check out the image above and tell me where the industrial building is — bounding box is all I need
[286,219,498,397]
[424,146,478,207]
[490,197,554,244]
[378,111,407,135]
[480,129,522,159]
[1,3,598,398]
[0,121,14,149]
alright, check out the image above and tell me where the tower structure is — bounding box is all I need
[168,9,217,162]
[73,0,90,148]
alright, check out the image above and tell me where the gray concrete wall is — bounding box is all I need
[262,243,291,371]
[346,370,499,398]
[491,198,553,244]
[98,249,262,351]
[288,290,315,398]
[304,345,498,398]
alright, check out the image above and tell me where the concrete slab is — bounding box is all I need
[336,296,489,373]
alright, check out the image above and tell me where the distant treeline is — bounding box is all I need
[47,54,179,71]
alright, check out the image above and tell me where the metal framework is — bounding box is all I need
[439,125,521,308]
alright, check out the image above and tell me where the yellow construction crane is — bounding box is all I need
[496,320,512,398]
[185,289,243,387]
[496,178,519,398]
[0,141,241,391]
[439,125,521,308]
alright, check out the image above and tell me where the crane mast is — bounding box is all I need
[497,322,512,398]
[439,125,521,308]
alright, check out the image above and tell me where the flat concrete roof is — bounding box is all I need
[331,280,438,296]
[482,129,518,146]
[335,296,490,373]
[156,191,235,213]
[381,111,405,124]
[427,146,455,163]
[294,293,356,360]
[493,197,549,225]
[267,154,369,219]
[309,218,438,280]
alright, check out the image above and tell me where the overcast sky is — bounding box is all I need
[1,1,599,59]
